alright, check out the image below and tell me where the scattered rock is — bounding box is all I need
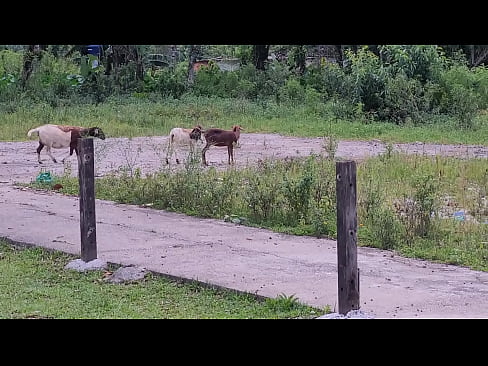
[65,258,108,272]
[104,265,147,284]
[316,309,375,319]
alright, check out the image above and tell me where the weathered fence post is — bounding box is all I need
[336,160,360,314]
[78,137,97,262]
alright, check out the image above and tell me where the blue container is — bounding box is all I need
[86,45,101,56]
[453,210,465,221]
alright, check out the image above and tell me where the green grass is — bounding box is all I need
[357,152,488,271]
[27,151,488,272]
[0,239,327,319]
[2,96,488,145]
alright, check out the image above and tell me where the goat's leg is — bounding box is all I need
[165,138,174,164]
[186,141,197,164]
[201,145,209,166]
[228,145,234,164]
[45,146,58,163]
[62,146,76,163]
[175,146,181,164]
[36,142,44,164]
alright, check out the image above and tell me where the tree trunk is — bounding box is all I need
[21,45,43,89]
[187,45,202,85]
[335,45,344,67]
[106,45,144,80]
[293,45,306,75]
[171,45,178,66]
[474,46,488,67]
[253,45,269,70]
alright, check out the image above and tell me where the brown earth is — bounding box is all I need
[1,133,487,183]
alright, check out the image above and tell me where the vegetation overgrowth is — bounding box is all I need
[30,150,488,272]
[0,239,326,318]
[1,45,488,144]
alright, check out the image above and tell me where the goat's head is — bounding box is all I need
[232,125,244,132]
[190,125,203,142]
[88,127,106,140]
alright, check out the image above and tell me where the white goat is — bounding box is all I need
[165,124,204,164]
[27,124,106,164]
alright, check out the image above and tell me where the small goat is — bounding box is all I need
[27,124,106,164]
[165,124,204,164]
[201,125,244,166]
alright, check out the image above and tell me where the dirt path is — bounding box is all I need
[1,134,487,318]
[1,133,487,184]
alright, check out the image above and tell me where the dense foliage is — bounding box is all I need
[1,45,487,130]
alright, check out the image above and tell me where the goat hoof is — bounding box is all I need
[165,158,169,165]
[176,159,180,164]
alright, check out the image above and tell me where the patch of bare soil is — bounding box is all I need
[1,133,487,184]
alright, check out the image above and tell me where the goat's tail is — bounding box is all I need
[27,127,40,137]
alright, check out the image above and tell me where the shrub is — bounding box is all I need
[145,67,187,98]
[380,45,448,83]
[345,47,387,112]
[397,174,439,242]
[243,161,283,223]
[278,77,306,105]
[438,65,482,128]
[381,72,426,124]
[0,49,22,76]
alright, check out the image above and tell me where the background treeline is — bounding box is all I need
[1,44,487,129]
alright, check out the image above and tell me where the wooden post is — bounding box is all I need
[336,160,360,314]
[78,138,97,262]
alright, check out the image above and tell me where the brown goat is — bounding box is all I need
[201,125,244,166]
[27,124,106,164]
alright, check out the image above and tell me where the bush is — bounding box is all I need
[381,45,448,81]
[145,66,187,98]
[345,47,386,112]
[278,77,305,105]
[243,161,283,223]
[438,65,482,128]
[0,49,22,76]
[381,72,426,124]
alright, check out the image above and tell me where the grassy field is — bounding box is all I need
[2,96,488,145]
[0,239,328,319]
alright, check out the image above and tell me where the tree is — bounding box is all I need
[289,45,306,75]
[253,45,270,70]
[187,45,202,85]
[106,45,144,80]
[20,45,46,89]
[440,45,488,67]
